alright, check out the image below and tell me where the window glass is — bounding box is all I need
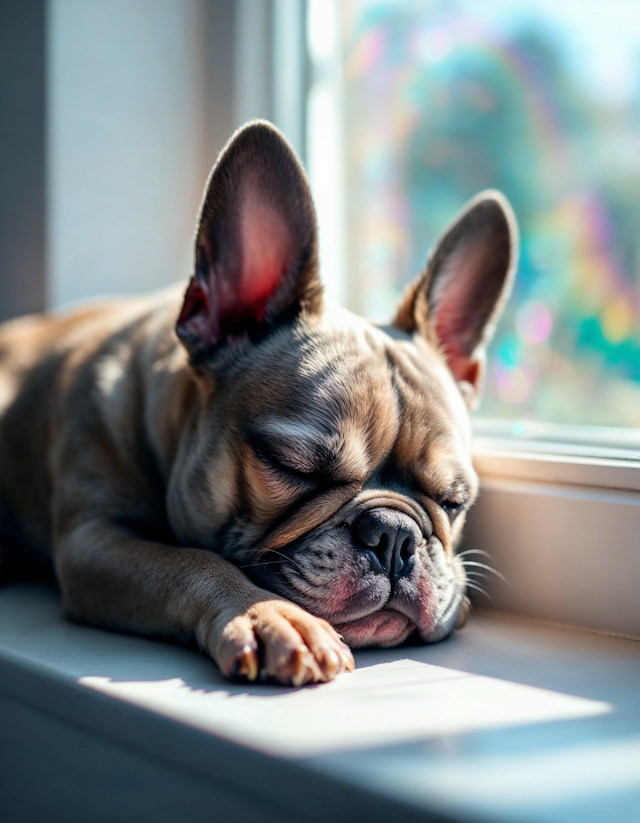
[310,0,640,428]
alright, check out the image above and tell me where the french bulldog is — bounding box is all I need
[0,121,517,686]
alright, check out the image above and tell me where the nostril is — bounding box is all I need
[399,535,416,561]
[353,512,385,549]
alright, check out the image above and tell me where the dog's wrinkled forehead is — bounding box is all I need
[238,308,474,484]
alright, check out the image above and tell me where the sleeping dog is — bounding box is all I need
[0,122,517,686]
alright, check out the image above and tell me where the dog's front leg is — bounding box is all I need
[55,520,354,685]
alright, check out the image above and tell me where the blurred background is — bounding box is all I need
[2,0,640,431]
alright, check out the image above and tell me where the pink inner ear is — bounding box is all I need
[448,356,481,388]
[430,246,485,388]
[234,192,293,323]
[177,186,297,352]
[434,304,474,384]
[430,255,477,370]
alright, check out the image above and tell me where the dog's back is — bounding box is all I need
[0,294,180,572]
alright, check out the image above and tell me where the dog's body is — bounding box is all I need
[0,123,517,686]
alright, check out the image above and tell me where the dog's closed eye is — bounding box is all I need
[439,498,466,521]
[435,479,472,521]
[255,447,322,490]
[248,426,333,489]
[247,418,359,489]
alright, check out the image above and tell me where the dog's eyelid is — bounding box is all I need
[248,424,345,480]
[267,461,320,488]
[251,439,318,480]
[439,497,465,511]
[412,469,471,505]
[436,480,471,508]
[249,434,324,486]
[255,447,358,493]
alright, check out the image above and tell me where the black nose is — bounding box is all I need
[352,508,421,581]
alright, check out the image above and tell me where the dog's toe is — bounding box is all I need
[285,612,355,679]
[213,599,353,686]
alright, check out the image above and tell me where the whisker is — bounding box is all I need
[238,548,306,574]
[264,548,307,572]
[464,580,494,604]
[457,548,496,561]
[237,559,281,571]
[464,570,492,581]
[460,560,508,585]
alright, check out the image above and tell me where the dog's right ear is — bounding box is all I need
[176,121,321,360]
[394,191,518,407]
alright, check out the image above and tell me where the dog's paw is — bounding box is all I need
[213,599,354,687]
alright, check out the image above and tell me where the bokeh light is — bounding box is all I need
[516,301,553,345]
[339,0,640,427]
[493,362,531,404]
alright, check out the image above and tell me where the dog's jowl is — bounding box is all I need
[0,122,517,686]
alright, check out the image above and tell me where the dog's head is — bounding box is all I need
[170,121,517,648]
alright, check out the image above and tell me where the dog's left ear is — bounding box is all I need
[176,121,321,360]
[394,191,518,407]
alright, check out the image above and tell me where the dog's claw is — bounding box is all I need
[289,645,323,687]
[317,646,341,680]
[344,652,355,673]
[334,640,355,673]
[231,644,259,682]
[342,652,355,673]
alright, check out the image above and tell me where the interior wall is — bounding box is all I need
[0,1,47,322]
[0,0,305,319]
[48,0,237,309]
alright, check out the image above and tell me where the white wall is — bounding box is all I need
[48,0,212,308]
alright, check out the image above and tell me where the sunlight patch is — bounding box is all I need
[79,658,611,757]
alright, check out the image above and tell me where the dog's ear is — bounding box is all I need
[394,191,518,406]
[176,121,321,359]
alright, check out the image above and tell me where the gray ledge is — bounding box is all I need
[1,582,639,823]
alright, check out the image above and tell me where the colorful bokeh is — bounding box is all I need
[340,0,640,428]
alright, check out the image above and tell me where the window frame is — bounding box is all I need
[465,423,640,638]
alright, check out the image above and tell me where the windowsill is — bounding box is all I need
[473,438,640,492]
[2,581,639,823]
[472,416,640,493]
[466,423,640,640]
[472,417,640,461]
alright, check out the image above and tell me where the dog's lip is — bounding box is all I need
[333,605,410,627]
[334,607,415,645]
